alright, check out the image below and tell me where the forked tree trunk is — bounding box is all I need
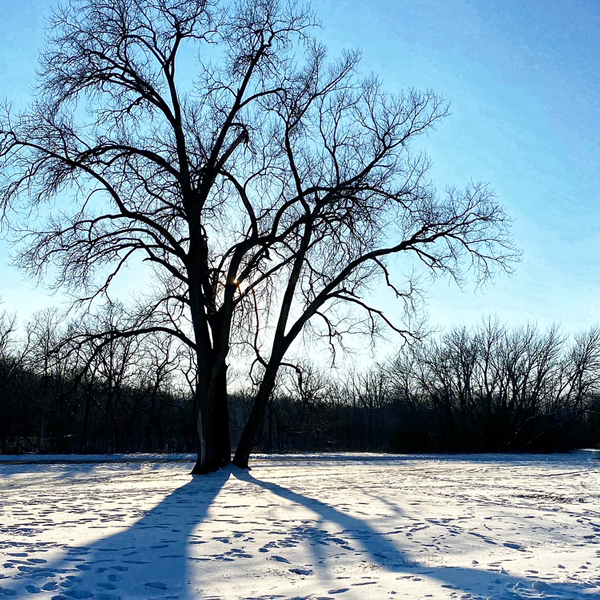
[191,362,231,474]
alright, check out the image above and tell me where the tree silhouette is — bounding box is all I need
[0,0,516,472]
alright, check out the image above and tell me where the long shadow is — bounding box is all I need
[234,470,600,599]
[2,467,230,599]
[3,462,599,599]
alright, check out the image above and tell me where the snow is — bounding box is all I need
[1,453,600,599]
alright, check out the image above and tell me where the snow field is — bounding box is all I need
[0,453,599,599]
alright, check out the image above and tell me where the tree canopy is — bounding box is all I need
[0,0,517,472]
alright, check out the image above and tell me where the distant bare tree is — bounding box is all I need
[0,305,18,362]
[384,320,600,451]
[0,306,29,451]
[562,327,600,414]
[346,369,390,448]
[0,0,516,471]
[24,309,70,449]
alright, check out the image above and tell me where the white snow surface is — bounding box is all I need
[1,452,600,599]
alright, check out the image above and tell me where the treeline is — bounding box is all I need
[386,320,600,452]
[0,305,198,454]
[236,319,600,453]
[1,307,599,454]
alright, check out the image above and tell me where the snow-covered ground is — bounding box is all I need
[1,452,600,599]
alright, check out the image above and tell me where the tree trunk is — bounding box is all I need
[79,383,92,453]
[214,362,231,463]
[191,361,231,474]
[233,368,278,469]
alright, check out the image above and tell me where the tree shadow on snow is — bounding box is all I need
[3,464,600,600]
[2,467,231,599]
[234,470,600,600]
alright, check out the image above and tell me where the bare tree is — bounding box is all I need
[384,320,599,452]
[0,305,18,362]
[562,327,600,415]
[76,303,145,451]
[24,308,70,450]
[0,0,516,472]
[0,306,30,452]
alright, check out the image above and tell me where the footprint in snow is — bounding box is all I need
[503,542,525,551]
[42,582,59,591]
[270,555,290,564]
[122,559,148,564]
[97,582,117,590]
[144,582,167,590]
[25,584,41,593]
[289,568,313,576]
[59,590,93,598]
[65,549,90,558]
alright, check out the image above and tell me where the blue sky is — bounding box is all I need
[1,0,599,336]
[315,0,600,333]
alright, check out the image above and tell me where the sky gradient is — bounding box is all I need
[0,0,599,338]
